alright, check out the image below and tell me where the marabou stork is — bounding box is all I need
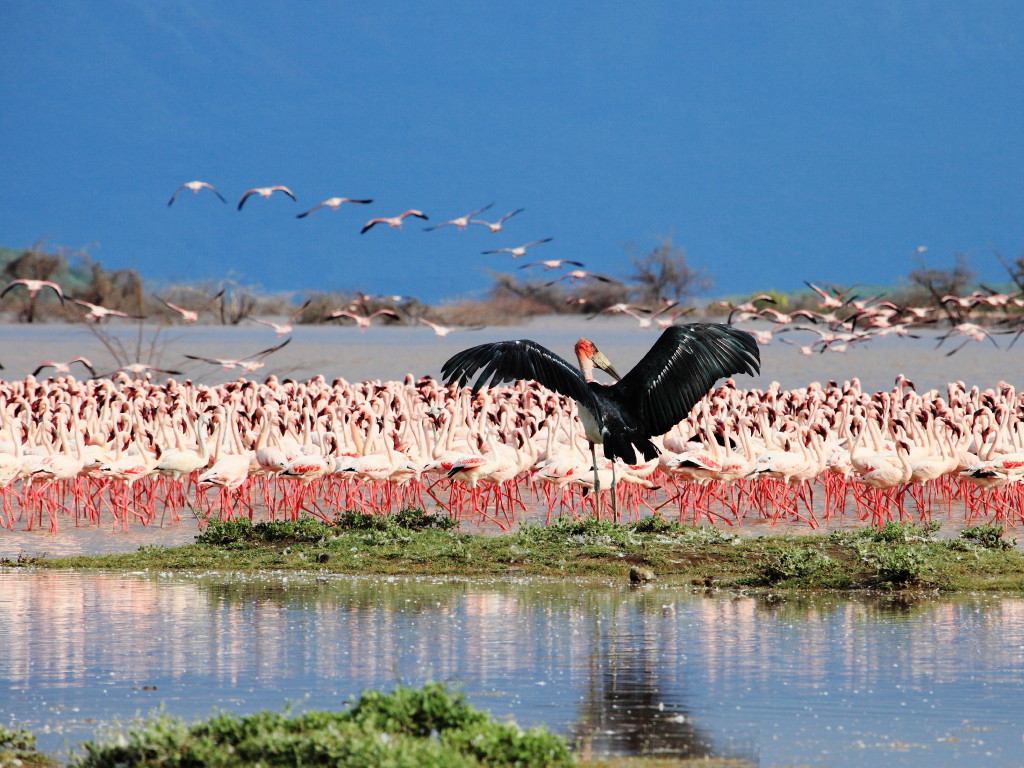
[441,323,760,515]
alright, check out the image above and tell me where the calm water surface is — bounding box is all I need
[2,572,1023,766]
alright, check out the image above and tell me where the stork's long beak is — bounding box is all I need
[592,349,621,381]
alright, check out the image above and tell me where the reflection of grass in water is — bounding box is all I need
[10,513,1024,592]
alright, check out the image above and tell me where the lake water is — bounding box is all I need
[2,571,1023,766]
[2,319,1023,765]
[0,316,1019,394]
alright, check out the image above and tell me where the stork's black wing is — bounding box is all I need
[614,324,760,437]
[441,339,601,413]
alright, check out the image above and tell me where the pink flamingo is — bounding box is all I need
[360,209,428,233]
[424,203,493,231]
[296,197,373,218]
[469,208,524,232]
[237,186,297,210]
[168,180,227,206]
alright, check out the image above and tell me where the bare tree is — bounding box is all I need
[627,238,712,306]
[907,252,975,323]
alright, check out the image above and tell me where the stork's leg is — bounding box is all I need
[589,441,601,516]
[610,460,618,522]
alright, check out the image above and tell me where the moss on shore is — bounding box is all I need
[5,511,1024,592]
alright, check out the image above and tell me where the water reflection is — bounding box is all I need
[2,572,1023,766]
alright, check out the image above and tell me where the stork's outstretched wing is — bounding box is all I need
[615,324,760,436]
[441,339,600,414]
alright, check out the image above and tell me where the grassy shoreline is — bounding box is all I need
[5,511,1024,592]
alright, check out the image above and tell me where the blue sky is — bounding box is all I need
[3,2,1023,304]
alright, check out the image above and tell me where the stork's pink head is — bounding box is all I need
[575,338,621,382]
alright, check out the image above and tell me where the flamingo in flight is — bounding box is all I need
[113,362,182,377]
[360,210,428,233]
[155,289,225,323]
[237,186,297,210]
[32,357,98,378]
[417,318,485,337]
[804,281,859,309]
[185,338,291,373]
[296,197,373,219]
[544,270,617,286]
[442,324,760,514]
[482,238,552,258]
[424,203,494,231]
[518,259,584,271]
[70,299,144,322]
[167,180,227,206]
[325,308,399,328]
[470,208,524,233]
[1,279,65,303]
[250,300,311,336]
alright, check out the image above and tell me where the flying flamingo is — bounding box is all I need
[424,203,493,231]
[1,279,65,303]
[155,289,225,323]
[250,299,311,336]
[296,197,373,219]
[185,338,291,373]
[32,357,97,378]
[417,318,484,337]
[237,186,297,210]
[114,362,183,377]
[936,323,999,356]
[482,238,552,258]
[804,281,859,309]
[441,323,760,515]
[517,260,585,271]
[543,270,617,286]
[70,299,144,322]
[469,208,524,233]
[360,210,428,233]
[167,181,227,206]
[325,308,399,329]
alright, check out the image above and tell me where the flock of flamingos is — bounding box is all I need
[0,182,1022,535]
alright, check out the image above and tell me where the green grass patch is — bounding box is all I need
[5,512,1024,592]
[0,724,57,767]
[64,683,570,768]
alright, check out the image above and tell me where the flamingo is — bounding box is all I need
[251,299,311,336]
[481,238,553,258]
[114,362,182,377]
[803,281,859,309]
[543,270,617,286]
[417,318,484,337]
[442,323,760,513]
[424,203,493,231]
[155,289,225,323]
[1,279,65,304]
[296,197,373,218]
[70,299,144,322]
[237,186,297,210]
[32,357,97,378]
[518,260,585,271]
[469,208,524,233]
[360,209,428,233]
[325,308,399,329]
[167,180,227,206]
[184,338,291,373]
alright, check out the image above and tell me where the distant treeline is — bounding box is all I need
[1,240,1021,327]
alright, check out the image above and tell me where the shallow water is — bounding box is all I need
[2,571,1023,766]
[1,318,1020,394]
